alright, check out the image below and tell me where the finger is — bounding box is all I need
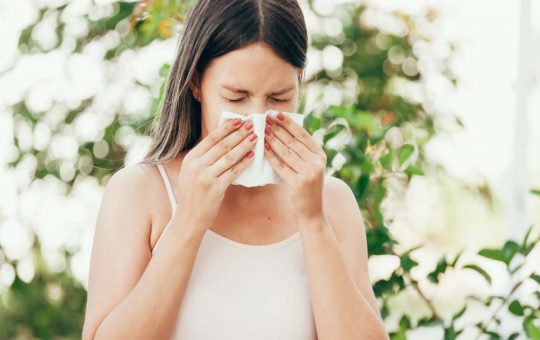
[266,120,319,164]
[268,112,322,155]
[189,118,245,159]
[200,119,254,165]
[264,141,296,183]
[216,148,255,188]
[264,126,305,173]
[210,130,258,177]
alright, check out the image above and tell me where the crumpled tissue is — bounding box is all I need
[217,109,305,187]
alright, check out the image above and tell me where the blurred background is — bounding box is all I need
[0,0,539,339]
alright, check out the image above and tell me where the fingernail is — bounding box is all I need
[249,133,257,141]
[245,121,253,130]
[232,119,242,126]
[277,112,285,121]
[266,115,274,125]
[264,142,271,151]
[264,127,271,136]
[247,151,254,158]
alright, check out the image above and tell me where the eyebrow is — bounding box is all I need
[221,84,295,96]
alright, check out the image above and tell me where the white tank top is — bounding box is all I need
[152,164,318,340]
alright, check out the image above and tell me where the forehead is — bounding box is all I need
[202,42,298,89]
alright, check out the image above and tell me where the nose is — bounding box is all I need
[241,99,268,116]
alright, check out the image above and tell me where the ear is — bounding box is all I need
[189,71,201,100]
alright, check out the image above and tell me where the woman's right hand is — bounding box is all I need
[174,118,257,234]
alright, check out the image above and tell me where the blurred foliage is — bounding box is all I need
[1,0,538,339]
[0,239,86,339]
[387,224,540,340]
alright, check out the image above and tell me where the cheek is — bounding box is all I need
[199,82,234,115]
[199,98,220,134]
[199,94,240,134]
[278,96,299,112]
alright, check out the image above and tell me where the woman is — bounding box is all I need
[82,0,387,339]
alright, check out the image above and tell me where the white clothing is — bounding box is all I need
[152,164,317,340]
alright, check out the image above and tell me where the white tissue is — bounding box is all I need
[218,109,305,187]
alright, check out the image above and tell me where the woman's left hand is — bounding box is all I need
[263,111,328,225]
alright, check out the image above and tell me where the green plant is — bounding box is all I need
[384,224,540,339]
[0,239,86,339]
[1,1,536,339]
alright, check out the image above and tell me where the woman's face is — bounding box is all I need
[193,42,302,138]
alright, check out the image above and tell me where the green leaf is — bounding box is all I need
[389,314,410,340]
[400,253,418,273]
[379,151,393,169]
[463,264,491,285]
[484,295,505,307]
[521,224,538,255]
[509,262,524,275]
[380,301,389,319]
[373,272,405,296]
[530,188,540,196]
[372,182,387,224]
[522,224,534,247]
[444,325,463,340]
[530,274,540,285]
[354,112,379,134]
[482,330,501,339]
[399,315,411,329]
[428,257,448,284]
[508,332,520,340]
[524,317,540,340]
[159,63,170,77]
[502,240,520,265]
[465,295,483,303]
[450,247,465,267]
[508,300,524,316]
[478,248,505,263]
[397,144,414,165]
[451,305,467,321]
[355,174,370,201]
[405,164,424,178]
[523,242,536,256]
[417,315,440,327]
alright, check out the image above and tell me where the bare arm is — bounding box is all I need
[83,116,257,339]
[82,165,205,340]
[299,176,388,340]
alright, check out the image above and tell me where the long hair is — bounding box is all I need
[138,0,308,165]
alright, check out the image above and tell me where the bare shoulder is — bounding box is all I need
[322,174,366,240]
[96,163,166,249]
[104,163,163,213]
[323,173,352,195]
[83,163,162,338]
[106,163,158,194]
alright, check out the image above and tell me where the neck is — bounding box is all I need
[222,183,283,210]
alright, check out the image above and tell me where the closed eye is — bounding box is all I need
[225,97,290,103]
[226,98,244,103]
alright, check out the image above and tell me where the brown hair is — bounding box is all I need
[138,0,308,165]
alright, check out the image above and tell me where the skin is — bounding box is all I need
[189,40,304,242]
[82,42,388,339]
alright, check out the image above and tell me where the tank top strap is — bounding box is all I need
[152,164,179,256]
[156,163,178,213]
